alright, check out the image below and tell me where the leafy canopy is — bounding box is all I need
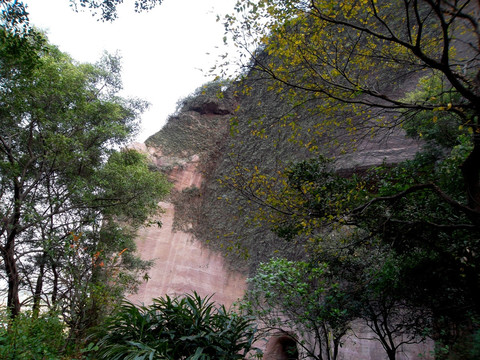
[218,0,480,357]
[1,0,163,23]
[0,27,171,334]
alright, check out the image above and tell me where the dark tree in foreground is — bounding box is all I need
[220,1,480,358]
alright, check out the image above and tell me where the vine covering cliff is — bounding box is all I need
[143,72,420,276]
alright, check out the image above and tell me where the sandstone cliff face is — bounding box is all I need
[157,78,423,277]
[128,88,247,307]
[131,79,429,358]
[129,147,246,307]
[131,77,422,301]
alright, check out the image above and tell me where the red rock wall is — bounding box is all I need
[128,145,246,308]
[129,140,432,358]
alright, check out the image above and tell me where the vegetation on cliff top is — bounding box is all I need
[145,80,234,158]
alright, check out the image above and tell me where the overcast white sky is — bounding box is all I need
[27,0,238,142]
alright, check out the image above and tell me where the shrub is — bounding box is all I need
[92,292,259,359]
[0,310,68,360]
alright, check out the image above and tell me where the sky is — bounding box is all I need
[27,0,238,142]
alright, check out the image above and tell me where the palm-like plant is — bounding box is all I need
[92,292,258,360]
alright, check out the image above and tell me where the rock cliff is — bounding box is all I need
[128,87,246,308]
[130,73,422,301]
[130,77,428,358]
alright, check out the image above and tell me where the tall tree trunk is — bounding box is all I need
[51,261,59,308]
[4,244,20,318]
[332,338,340,360]
[5,184,22,319]
[32,254,46,318]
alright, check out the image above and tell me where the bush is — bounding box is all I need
[92,292,259,360]
[0,310,68,360]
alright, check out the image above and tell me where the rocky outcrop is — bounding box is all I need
[131,77,428,358]
[130,74,423,302]
[132,202,246,307]
[129,86,247,308]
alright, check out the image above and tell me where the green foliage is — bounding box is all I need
[69,0,163,21]
[92,292,258,360]
[402,74,470,149]
[0,0,29,31]
[242,258,354,360]
[202,67,477,355]
[97,149,172,224]
[2,0,163,24]
[216,2,480,357]
[266,145,479,352]
[270,157,364,239]
[0,27,171,344]
[0,27,44,79]
[0,310,69,360]
[262,138,479,355]
[470,327,480,359]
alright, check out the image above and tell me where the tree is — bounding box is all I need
[220,0,480,354]
[93,291,259,360]
[46,149,170,341]
[347,248,431,360]
[1,0,163,23]
[241,258,356,360]
[0,29,171,324]
[0,309,68,359]
[225,149,477,356]
[223,0,479,209]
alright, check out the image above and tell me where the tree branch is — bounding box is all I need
[351,183,480,220]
